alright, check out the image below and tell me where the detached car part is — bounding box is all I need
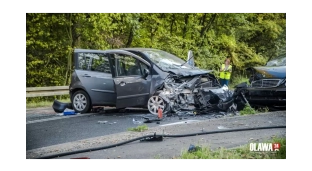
[52,100,73,113]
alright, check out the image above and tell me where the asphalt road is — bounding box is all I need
[26,108,222,150]
[27,111,286,159]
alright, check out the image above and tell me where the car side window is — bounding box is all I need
[112,54,147,77]
[77,53,111,73]
[77,53,91,70]
[140,62,149,73]
[90,53,111,73]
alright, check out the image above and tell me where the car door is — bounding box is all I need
[74,51,116,105]
[108,51,152,109]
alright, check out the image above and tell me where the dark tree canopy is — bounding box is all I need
[26,13,286,87]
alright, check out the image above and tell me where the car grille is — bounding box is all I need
[251,79,282,88]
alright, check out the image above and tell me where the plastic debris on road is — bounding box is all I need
[63,108,76,116]
[217,126,229,129]
[188,144,201,153]
[98,121,108,124]
[133,118,143,125]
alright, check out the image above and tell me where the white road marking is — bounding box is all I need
[26,113,99,124]
[159,120,200,127]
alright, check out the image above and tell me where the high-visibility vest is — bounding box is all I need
[220,64,232,80]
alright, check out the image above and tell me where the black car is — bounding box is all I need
[53,48,236,115]
[234,57,286,110]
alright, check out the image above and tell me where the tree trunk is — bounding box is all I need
[64,13,73,86]
[182,14,189,39]
[199,13,217,47]
[126,26,134,47]
[170,14,175,35]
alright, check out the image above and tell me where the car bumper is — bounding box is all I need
[235,85,286,107]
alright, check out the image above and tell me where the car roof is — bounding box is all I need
[121,48,161,52]
[74,49,105,53]
[74,48,161,53]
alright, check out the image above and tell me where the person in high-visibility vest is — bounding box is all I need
[219,58,232,86]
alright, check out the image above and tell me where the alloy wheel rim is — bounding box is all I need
[73,94,87,111]
[148,96,165,115]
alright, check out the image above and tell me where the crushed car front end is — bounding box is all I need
[147,68,236,115]
[234,65,286,110]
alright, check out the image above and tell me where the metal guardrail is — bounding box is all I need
[26,86,69,97]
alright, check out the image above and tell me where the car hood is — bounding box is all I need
[247,66,286,79]
[166,68,213,77]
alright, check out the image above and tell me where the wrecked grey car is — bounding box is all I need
[234,57,286,110]
[53,48,235,115]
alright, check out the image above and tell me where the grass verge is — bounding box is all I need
[240,105,269,115]
[180,137,286,159]
[127,124,148,132]
[26,98,70,109]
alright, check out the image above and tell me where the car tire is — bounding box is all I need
[72,90,92,114]
[147,92,170,115]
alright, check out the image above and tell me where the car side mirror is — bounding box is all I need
[143,68,149,79]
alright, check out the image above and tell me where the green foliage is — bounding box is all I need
[27,13,286,102]
[26,95,70,104]
[229,75,249,89]
[180,137,286,159]
[127,124,148,132]
[240,105,270,115]
[258,107,269,113]
[240,105,258,115]
[26,97,70,108]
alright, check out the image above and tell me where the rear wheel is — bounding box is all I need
[72,90,92,113]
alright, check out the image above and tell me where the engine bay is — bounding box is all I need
[148,74,237,115]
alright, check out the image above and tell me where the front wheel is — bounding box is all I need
[72,90,92,113]
[147,95,169,115]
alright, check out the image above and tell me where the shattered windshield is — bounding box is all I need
[142,49,192,70]
[266,57,286,67]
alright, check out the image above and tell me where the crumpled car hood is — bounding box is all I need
[166,68,213,77]
[247,66,286,79]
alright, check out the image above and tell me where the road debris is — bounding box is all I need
[142,116,162,123]
[132,118,143,125]
[63,109,76,116]
[188,144,201,153]
[98,121,108,124]
[217,126,229,129]
[140,133,163,142]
